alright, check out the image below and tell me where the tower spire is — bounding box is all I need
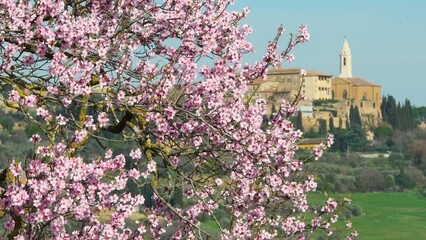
[339,37,352,78]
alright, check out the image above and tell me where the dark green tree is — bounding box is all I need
[319,119,327,136]
[349,105,362,127]
[329,116,335,132]
[295,110,304,132]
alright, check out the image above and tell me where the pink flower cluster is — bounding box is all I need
[0,0,354,239]
[0,147,145,239]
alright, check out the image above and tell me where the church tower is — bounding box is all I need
[339,38,352,78]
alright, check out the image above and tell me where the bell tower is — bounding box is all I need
[339,38,352,78]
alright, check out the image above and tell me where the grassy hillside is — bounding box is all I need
[310,192,426,240]
[350,192,426,240]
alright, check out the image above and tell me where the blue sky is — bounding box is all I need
[232,1,426,106]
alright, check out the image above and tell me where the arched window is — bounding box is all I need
[342,90,348,99]
[362,92,367,100]
[332,90,335,99]
[343,57,346,66]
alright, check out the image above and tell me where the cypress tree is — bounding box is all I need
[329,116,335,132]
[319,119,327,136]
[349,105,355,127]
[381,95,388,122]
[354,105,362,126]
[296,110,304,132]
[404,99,415,129]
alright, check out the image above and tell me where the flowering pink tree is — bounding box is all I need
[0,0,356,239]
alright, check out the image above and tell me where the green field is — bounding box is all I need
[349,192,426,240]
[310,192,426,240]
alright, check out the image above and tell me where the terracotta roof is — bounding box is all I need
[306,70,333,77]
[260,88,277,93]
[334,77,380,87]
[250,67,333,85]
[268,67,301,74]
[268,67,332,77]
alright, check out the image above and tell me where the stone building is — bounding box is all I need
[331,38,382,127]
[247,67,333,115]
[246,38,382,130]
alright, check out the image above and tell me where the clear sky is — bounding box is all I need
[232,0,426,106]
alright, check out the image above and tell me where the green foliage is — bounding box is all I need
[312,99,339,106]
[0,116,14,130]
[329,116,335,132]
[349,104,362,127]
[348,205,363,217]
[295,110,304,132]
[374,125,393,138]
[413,106,426,122]
[342,208,352,220]
[319,119,327,136]
[24,124,43,137]
[384,174,396,189]
[395,171,416,190]
[381,95,416,131]
[331,125,368,152]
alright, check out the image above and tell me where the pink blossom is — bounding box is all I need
[8,90,20,102]
[0,1,345,238]
[312,145,323,160]
[61,97,72,107]
[147,162,156,173]
[23,54,35,66]
[29,134,42,144]
[296,25,310,43]
[215,178,223,186]
[285,54,295,62]
[74,129,88,143]
[3,217,15,231]
[24,94,38,107]
[37,107,52,121]
[9,160,22,176]
[326,133,334,148]
[128,169,140,179]
[117,90,126,101]
[56,114,68,125]
[98,112,109,127]
[37,44,48,57]
[130,148,142,160]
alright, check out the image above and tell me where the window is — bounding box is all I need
[344,57,346,66]
[342,90,348,99]
[362,92,367,100]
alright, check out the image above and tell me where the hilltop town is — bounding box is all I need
[247,38,382,136]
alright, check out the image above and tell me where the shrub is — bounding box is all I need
[349,205,363,216]
[395,171,416,190]
[357,167,386,192]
